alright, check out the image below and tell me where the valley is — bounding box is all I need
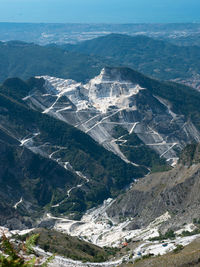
[0,24,200,266]
[1,198,200,266]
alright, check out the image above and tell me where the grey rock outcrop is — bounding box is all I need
[107,162,200,231]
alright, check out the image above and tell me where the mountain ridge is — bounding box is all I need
[0,77,148,227]
[107,143,200,232]
[0,66,200,233]
[66,33,200,90]
[1,34,200,91]
[22,67,200,168]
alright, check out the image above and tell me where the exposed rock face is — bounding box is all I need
[107,162,200,231]
[179,143,200,166]
[24,67,200,166]
[0,80,145,227]
[1,67,200,230]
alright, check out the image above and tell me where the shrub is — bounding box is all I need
[173,244,184,253]
[0,233,53,266]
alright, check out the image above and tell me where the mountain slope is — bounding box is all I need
[107,143,200,231]
[0,131,80,228]
[22,67,200,169]
[122,237,200,267]
[1,35,200,91]
[0,41,112,83]
[67,33,200,90]
[0,80,146,227]
[1,66,200,230]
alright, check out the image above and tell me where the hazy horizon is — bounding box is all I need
[0,0,200,24]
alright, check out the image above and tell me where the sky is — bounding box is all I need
[0,0,200,23]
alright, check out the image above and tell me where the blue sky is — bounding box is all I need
[0,0,200,23]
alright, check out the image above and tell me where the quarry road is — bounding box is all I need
[35,246,123,267]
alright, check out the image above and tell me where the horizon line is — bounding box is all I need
[0,21,200,25]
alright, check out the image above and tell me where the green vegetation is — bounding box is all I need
[0,79,147,219]
[112,126,128,139]
[112,126,170,171]
[1,36,200,135]
[126,237,200,267]
[181,228,200,237]
[134,253,154,263]
[0,41,111,83]
[23,229,119,263]
[173,244,184,254]
[121,143,169,170]
[117,130,169,171]
[1,33,200,98]
[1,48,200,221]
[149,230,175,241]
[104,67,200,132]
[0,233,53,266]
[69,33,200,82]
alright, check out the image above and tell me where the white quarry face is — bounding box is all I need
[38,68,144,114]
[31,68,200,166]
[86,68,144,113]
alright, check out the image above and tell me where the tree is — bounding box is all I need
[0,233,53,266]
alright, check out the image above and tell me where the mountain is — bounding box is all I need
[0,130,79,229]
[22,67,200,169]
[27,228,117,263]
[1,34,200,92]
[0,77,148,228]
[1,66,200,264]
[0,22,200,46]
[122,237,200,267]
[0,40,112,83]
[66,34,200,90]
[1,66,200,228]
[107,142,200,231]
